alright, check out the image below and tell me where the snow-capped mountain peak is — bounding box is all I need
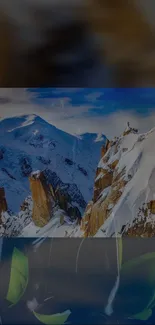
[0,114,40,132]
[0,114,107,215]
[7,114,41,132]
[11,123,155,239]
[79,132,107,143]
[94,133,106,142]
[4,121,155,239]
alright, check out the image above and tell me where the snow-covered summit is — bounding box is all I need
[0,114,107,213]
[80,132,107,143]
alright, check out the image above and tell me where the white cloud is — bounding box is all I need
[0,88,93,122]
[52,88,85,95]
[55,109,155,139]
[85,92,103,102]
[0,88,154,139]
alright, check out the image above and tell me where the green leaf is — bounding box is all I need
[129,308,152,321]
[113,252,155,317]
[147,291,155,309]
[121,252,155,275]
[6,247,28,305]
[33,310,71,325]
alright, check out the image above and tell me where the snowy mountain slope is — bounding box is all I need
[0,196,33,237]
[0,194,80,238]
[17,124,155,239]
[48,124,155,238]
[0,114,107,213]
[94,126,155,237]
[20,205,81,238]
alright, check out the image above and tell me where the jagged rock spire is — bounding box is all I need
[29,171,55,227]
[29,170,82,228]
[123,122,138,136]
[101,138,110,157]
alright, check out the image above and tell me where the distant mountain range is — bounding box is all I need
[2,116,155,239]
[0,114,107,214]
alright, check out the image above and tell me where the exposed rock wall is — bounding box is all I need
[0,187,8,221]
[123,201,155,237]
[29,171,55,227]
[75,123,155,238]
[29,170,82,228]
[81,127,131,237]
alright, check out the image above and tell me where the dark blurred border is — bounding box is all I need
[0,238,155,324]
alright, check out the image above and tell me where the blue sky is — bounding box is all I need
[28,87,155,117]
[0,88,155,138]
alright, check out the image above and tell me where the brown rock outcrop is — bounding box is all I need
[123,124,138,136]
[101,145,107,158]
[124,221,155,238]
[0,187,8,221]
[29,171,82,227]
[80,126,134,237]
[147,200,155,214]
[20,200,29,212]
[95,167,106,178]
[109,159,119,170]
[82,176,126,237]
[123,201,155,237]
[29,171,55,227]
[81,201,93,231]
[101,138,110,157]
[94,170,113,202]
[55,186,69,212]
[123,129,132,136]
[107,140,112,151]
[81,146,127,236]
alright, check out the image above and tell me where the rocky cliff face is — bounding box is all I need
[0,166,83,236]
[80,123,155,238]
[0,187,7,220]
[0,114,106,214]
[123,200,155,237]
[3,120,155,238]
[81,135,127,237]
[43,168,86,211]
[0,196,32,237]
[29,171,55,227]
[18,123,155,238]
[29,169,82,229]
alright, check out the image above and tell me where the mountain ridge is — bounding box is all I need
[0,114,107,143]
[79,124,155,238]
[0,114,107,214]
[2,121,155,238]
